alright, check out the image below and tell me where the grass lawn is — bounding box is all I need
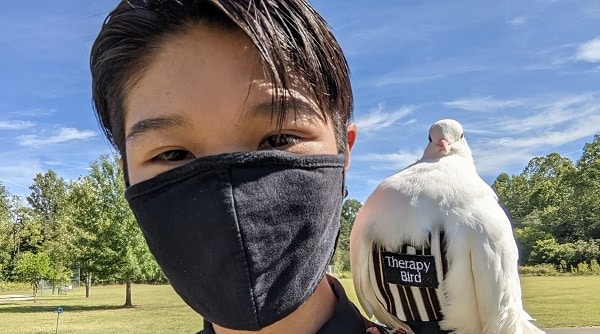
[0,284,203,333]
[340,276,600,329]
[1,276,599,333]
[520,276,600,328]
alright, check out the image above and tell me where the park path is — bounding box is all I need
[0,294,34,302]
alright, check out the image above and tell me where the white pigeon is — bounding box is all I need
[350,119,544,334]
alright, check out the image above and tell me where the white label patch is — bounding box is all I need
[381,252,439,288]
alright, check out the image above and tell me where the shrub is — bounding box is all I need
[0,281,30,292]
[520,263,559,276]
[570,260,600,275]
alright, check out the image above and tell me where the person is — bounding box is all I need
[90,1,403,333]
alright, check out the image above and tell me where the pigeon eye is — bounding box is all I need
[460,133,464,139]
[428,135,432,143]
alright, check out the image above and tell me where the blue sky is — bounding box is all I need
[1,1,599,203]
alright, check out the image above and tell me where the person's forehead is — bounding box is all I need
[124,23,327,132]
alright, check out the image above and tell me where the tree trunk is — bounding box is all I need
[32,283,38,303]
[123,276,133,308]
[52,281,56,295]
[85,273,92,299]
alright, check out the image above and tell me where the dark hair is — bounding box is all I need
[90,0,353,154]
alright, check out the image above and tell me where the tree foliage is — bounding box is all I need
[69,155,162,305]
[494,135,600,270]
[0,183,12,280]
[0,155,163,306]
[14,251,52,301]
[332,199,362,272]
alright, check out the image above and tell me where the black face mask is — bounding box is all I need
[125,151,346,330]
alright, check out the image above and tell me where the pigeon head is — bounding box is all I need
[422,119,473,160]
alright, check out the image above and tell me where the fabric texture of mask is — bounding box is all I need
[125,151,346,330]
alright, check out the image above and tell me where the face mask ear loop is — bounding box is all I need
[329,226,341,268]
[331,165,346,269]
[342,164,348,198]
[121,151,131,188]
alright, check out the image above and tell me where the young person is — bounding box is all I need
[91,0,403,333]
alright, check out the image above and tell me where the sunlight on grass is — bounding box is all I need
[341,276,600,329]
[0,284,203,334]
[1,276,598,333]
[520,276,600,328]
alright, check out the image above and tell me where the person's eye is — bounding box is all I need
[151,149,195,162]
[258,133,301,150]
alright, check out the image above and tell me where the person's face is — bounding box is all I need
[123,24,355,185]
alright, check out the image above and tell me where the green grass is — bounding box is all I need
[0,284,203,333]
[342,276,600,329]
[520,276,600,328]
[1,276,599,333]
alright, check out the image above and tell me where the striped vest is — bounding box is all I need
[371,230,448,322]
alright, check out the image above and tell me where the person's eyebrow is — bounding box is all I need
[247,96,325,122]
[126,115,190,141]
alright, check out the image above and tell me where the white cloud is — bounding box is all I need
[14,108,57,117]
[0,158,44,192]
[443,93,600,180]
[492,94,598,134]
[575,37,600,63]
[373,64,490,88]
[354,149,423,171]
[355,104,415,133]
[496,115,600,150]
[375,74,444,86]
[444,96,523,112]
[18,127,97,147]
[0,120,35,130]
[508,16,526,26]
[473,147,532,177]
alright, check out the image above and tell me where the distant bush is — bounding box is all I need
[520,260,600,276]
[571,259,600,275]
[0,281,30,292]
[520,263,560,276]
[528,238,600,269]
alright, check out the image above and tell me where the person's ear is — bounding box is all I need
[344,123,357,171]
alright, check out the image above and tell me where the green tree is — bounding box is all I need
[494,137,600,266]
[495,153,577,242]
[332,199,362,272]
[71,155,162,306]
[14,251,52,302]
[521,153,576,241]
[0,190,36,281]
[68,177,102,298]
[493,173,531,224]
[0,183,12,280]
[571,135,600,240]
[26,170,73,294]
[513,211,552,265]
[13,205,44,256]
[27,170,67,244]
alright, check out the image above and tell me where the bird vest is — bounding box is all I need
[371,230,448,322]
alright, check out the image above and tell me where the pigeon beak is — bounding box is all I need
[438,139,450,154]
